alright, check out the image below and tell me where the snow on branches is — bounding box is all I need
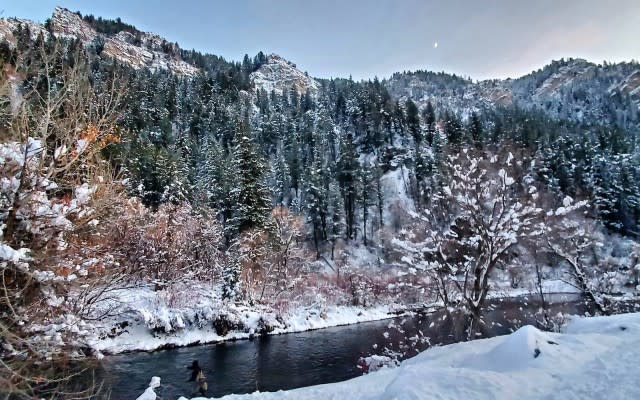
[0,38,124,395]
[232,206,312,307]
[391,147,592,327]
[446,149,545,317]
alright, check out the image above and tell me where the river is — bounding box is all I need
[78,293,607,399]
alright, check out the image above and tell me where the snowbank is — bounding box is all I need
[88,283,399,354]
[180,312,640,400]
[86,276,587,354]
[135,376,161,400]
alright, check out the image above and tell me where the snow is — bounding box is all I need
[87,283,400,354]
[491,279,581,299]
[380,166,415,220]
[0,243,30,264]
[0,7,198,76]
[102,34,199,75]
[136,376,161,400]
[0,17,48,47]
[250,54,320,95]
[84,270,588,355]
[177,312,640,400]
[83,250,591,355]
[344,244,381,269]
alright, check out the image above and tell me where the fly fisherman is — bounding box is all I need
[187,360,208,396]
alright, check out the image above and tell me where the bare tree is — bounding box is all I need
[238,207,312,306]
[391,148,592,334]
[541,199,608,314]
[1,38,123,398]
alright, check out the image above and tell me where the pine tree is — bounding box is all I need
[337,133,360,240]
[469,111,483,149]
[359,162,376,245]
[197,136,234,225]
[328,181,345,259]
[272,150,291,205]
[305,145,329,252]
[227,126,272,236]
[422,101,436,146]
[221,249,241,300]
[374,159,385,231]
[405,99,421,145]
[284,126,302,196]
[444,111,463,147]
[413,143,431,207]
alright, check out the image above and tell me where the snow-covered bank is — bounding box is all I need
[86,277,599,355]
[93,304,396,354]
[88,283,402,354]
[87,278,589,355]
[174,312,640,400]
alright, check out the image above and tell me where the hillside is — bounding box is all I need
[0,7,198,75]
[385,58,640,129]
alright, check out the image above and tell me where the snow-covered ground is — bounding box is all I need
[162,312,640,400]
[88,283,401,354]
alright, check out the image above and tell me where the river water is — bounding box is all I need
[80,294,608,399]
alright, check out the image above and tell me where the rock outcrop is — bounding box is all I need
[250,53,320,95]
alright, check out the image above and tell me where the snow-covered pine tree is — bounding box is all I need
[359,161,376,246]
[422,101,436,146]
[443,110,463,148]
[305,144,329,252]
[405,99,421,145]
[328,181,345,259]
[227,125,273,237]
[196,136,236,225]
[337,133,360,240]
[272,149,291,205]
[222,247,242,300]
[469,111,483,149]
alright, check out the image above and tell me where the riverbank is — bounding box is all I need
[87,283,406,354]
[171,312,640,400]
[86,277,590,355]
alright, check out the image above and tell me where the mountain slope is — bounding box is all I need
[385,58,640,128]
[251,53,320,94]
[0,7,199,76]
[2,7,639,240]
[2,8,638,127]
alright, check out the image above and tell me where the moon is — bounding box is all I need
[434,41,438,49]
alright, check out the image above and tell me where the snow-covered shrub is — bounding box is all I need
[357,354,398,373]
[235,206,312,305]
[0,38,124,396]
[156,282,195,309]
[133,203,224,284]
[336,264,402,307]
[84,199,224,291]
[297,272,351,308]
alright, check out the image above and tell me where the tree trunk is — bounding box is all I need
[3,145,29,243]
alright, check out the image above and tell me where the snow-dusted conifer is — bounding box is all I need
[227,125,272,236]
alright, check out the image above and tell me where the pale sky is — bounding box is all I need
[2,0,639,80]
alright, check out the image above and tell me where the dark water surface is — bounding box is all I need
[93,294,601,399]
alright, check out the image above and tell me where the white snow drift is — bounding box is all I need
[165,312,640,400]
